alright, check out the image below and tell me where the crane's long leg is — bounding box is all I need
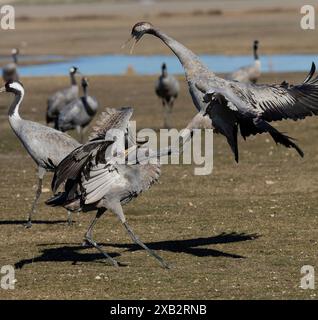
[123,221,170,269]
[112,202,170,269]
[82,209,119,267]
[76,126,84,144]
[163,99,173,129]
[25,167,46,228]
[67,211,73,226]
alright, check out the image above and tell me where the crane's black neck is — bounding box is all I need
[254,44,259,60]
[81,96,96,116]
[82,85,88,97]
[8,91,23,120]
[12,53,18,64]
[70,72,77,85]
[149,28,210,79]
[161,65,167,77]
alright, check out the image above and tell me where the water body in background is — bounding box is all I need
[6,54,318,77]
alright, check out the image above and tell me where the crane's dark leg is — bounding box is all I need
[25,167,46,228]
[162,99,169,129]
[82,209,119,267]
[112,202,170,269]
[67,211,73,226]
[123,221,170,269]
[76,126,84,144]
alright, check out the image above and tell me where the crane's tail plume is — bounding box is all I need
[253,118,304,157]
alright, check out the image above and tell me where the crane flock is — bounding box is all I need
[1,21,317,267]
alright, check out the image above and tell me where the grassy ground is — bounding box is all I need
[0,72,317,299]
[0,1,317,56]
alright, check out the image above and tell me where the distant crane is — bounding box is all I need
[155,63,180,128]
[228,40,261,83]
[46,107,209,267]
[2,48,19,82]
[0,80,80,227]
[129,22,318,161]
[57,77,99,143]
[46,66,80,127]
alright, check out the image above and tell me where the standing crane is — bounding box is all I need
[46,107,209,267]
[2,48,19,82]
[228,40,261,83]
[155,63,180,128]
[128,22,318,162]
[0,80,80,227]
[46,66,80,127]
[57,77,99,143]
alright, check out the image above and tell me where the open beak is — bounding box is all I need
[0,86,6,93]
[121,35,139,54]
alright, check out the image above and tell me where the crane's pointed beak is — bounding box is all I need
[121,35,139,54]
[0,86,6,93]
[121,36,133,49]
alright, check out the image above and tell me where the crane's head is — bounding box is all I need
[122,22,154,54]
[81,77,89,88]
[131,21,153,38]
[69,66,79,74]
[11,48,19,55]
[253,40,259,50]
[161,63,168,76]
[0,80,24,95]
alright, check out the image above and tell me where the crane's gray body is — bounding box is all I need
[47,107,207,267]
[46,68,79,124]
[155,66,179,104]
[4,81,80,227]
[228,40,261,84]
[229,60,261,83]
[2,49,19,82]
[155,64,180,128]
[11,119,80,170]
[57,78,99,134]
[131,22,318,161]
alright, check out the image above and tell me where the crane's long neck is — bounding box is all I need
[8,91,23,129]
[254,45,259,61]
[150,29,210,80]
[70,72,77,85]
[12,53,18,64]
[83,85,88,98]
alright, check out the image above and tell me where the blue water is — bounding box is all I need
[11,54,318,77]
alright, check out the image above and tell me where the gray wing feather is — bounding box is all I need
[196,62,318,122]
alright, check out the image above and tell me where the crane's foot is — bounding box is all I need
[159,259,171,269]
[67,211,73,226]
[81,239,91,247]
[83,235,119,268]
[104,257,119,268]
[24,219,32,229]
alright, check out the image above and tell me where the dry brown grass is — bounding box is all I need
[0,72,317,299]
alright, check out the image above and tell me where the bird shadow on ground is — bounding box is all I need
[14,232,260,269]
[104,232,260,258]
[14,245,123,269]
[0,219,69,226]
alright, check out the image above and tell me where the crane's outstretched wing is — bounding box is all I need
[196,62,318,123]
[52,140,114,192]
[88,107,133,140]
